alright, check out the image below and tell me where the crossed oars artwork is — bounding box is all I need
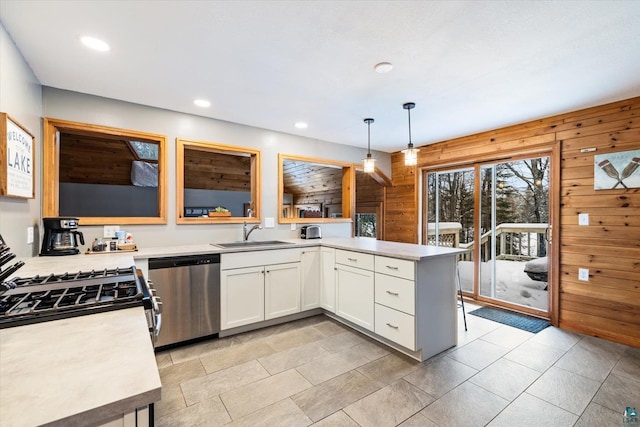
[594,149,640,190]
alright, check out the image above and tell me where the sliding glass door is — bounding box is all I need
[423,168,475,293]
[479,157,550,312]
[423,155,552,316]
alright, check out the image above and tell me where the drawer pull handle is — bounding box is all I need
[386,265,399,270]
[347,258,358,262]
[386,323,399,329]
[386,290,399,296]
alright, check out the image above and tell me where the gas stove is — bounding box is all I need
[0,266,156,329]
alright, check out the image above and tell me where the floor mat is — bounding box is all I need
[468,306,550,333]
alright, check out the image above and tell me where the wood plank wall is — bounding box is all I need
[385,96,640,347]
[183,148,251,191]
[355,171,385,204]
[59,133,135,185]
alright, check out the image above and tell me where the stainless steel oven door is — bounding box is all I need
[144,279,162,346]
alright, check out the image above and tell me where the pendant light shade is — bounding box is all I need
[401,102,419,166]
[362,118,376,173]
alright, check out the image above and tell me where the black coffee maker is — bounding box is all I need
[40,217,85,256]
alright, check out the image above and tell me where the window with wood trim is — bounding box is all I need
[42,118,167,225]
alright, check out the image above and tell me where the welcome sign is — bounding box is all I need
[1,113,35,199]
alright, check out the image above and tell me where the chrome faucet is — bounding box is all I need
[243,221,262,241]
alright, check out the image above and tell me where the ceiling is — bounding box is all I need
[1,1,639,153]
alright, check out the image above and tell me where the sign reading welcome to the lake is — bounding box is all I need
[1,113,35,199]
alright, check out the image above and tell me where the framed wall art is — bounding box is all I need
[594,148,640,190]
[1,113,35,199]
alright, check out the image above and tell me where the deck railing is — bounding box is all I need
[427,222,548,262]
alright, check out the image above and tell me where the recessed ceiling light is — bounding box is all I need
[294,122,308,129]
[80,36,110,52]
[194,99,211,108]
[374,62,393,73]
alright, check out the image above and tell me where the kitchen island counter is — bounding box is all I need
[0,254,160,427]
[0,307,161,427]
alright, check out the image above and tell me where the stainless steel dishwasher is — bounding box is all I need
[148,253,220,348]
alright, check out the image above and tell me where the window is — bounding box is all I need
[43,118,167,225]
[278,154,354,224]
[176,138,261,224]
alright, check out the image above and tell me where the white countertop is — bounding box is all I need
[0,308,161,427]
[0,253,160,427]
[6,238,466,281]
[133,237,467,262]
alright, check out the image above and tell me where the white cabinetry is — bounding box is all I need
[265,262,301,320]
[335,250,374,331]
[221,266,265,329]
[220,249,302,330]
[320,247,336,312]
[374,256,416,350]
[300,248,321,311]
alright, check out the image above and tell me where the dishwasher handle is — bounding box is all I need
[149,254,220,270]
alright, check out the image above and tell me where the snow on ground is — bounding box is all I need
[458,259,548,311]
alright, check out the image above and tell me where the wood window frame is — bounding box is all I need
[176,138,261,224]
[42,118,167,225]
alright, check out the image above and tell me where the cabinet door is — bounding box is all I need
[320,247,336,312]
[301,248,321,310]
[221,266,265,330]
[336,264,374,331]
[265,262,301,320]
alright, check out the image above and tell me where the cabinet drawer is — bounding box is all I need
[375,304,415,350]
[222,248,301,270]
[335,249,374,270]
[374,256,415,281]
[374,273,415,315]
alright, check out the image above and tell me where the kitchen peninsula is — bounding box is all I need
[0,238,465,426]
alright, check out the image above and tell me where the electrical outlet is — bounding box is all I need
[578,213,589,226]
[265,217,275,228]
[290,223,297,231]
[103,225,120,238]
[27,227,34,244]
[578,268,589,281]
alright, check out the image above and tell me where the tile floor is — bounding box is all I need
[154,304,640,426]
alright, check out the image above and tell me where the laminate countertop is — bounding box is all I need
[0,253,160,427]
[0,308,161,427]
[133,237,468,261]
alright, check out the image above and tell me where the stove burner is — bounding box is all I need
[0,266,150,329]
[7,267,136,286]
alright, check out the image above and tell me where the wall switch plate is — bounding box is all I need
[265,217,275,228]
[578,268,589,281]
[103,225,120,238]
[27,227,34,244]
[578,213,589,226]
[290,223,297,231]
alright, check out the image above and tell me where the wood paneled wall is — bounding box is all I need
[385,156,418,243]
[59,133,136,185]
[283,161,344,207]
[184,148,251,191]
[385,96,640,347]
[356,171,385,204]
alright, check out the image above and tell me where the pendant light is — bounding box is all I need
[362,118,376,173]
[401,102,419,166]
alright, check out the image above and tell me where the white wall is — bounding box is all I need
[0,23,42,258]
[42,87,391,250]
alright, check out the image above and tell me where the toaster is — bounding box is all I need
[300,225,322,239]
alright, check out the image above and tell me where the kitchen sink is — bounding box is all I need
[211,240,294,248]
